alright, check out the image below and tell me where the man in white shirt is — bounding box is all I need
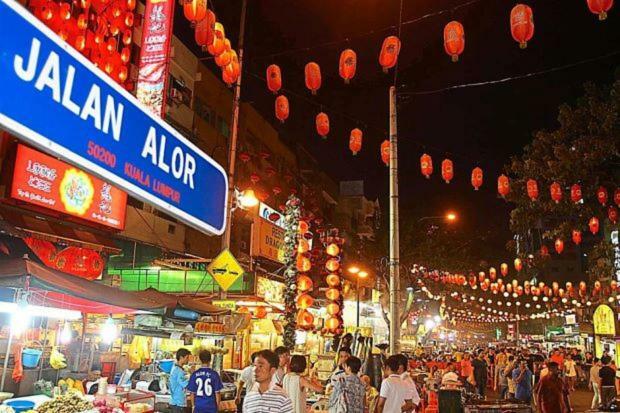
[243,350,293,413]
[395,354,420,410]
[235,352,258,409]
[377,356,414,413]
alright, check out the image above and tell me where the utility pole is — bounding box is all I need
[221,0,248,251]
[388,85,400,355]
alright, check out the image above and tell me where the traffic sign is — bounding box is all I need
[208,249,245,292]
[0,0,228,235]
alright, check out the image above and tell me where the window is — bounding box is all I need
[217,115,230,138]
[194,96,214,126]
[168,224,176,234]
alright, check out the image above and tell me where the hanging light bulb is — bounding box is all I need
[60,322,72,344]
[100,316,117,344]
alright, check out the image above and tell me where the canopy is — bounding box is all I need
[0,258,165,313]
[134,288,230,316]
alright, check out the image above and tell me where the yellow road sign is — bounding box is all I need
[208,249,245,292]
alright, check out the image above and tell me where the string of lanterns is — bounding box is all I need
[324,241,344,334]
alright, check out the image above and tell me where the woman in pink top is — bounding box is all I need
[461,354,474,392]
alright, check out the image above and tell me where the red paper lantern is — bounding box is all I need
[326,274,341,287]
[420,154,433,179]
[325,288,340,301]
[587,0,614,20]
[589,217,600,234]
[325,317,340,331]
[381,140,390,166]
[498,175,510,198]
[339,49,357,84]
[326,258,340,272]
[379,35,401,73]
[570,184,582,203]
[274,95,289,122]
[514,258,523,272]
[298,220,309,234]
[315,112,330,138]
[304,62,321,95]
[554,239,564,254]
[597,186,608,206]
[443,21,465,62]
[298,275,313,291]
[183,0,207,26]
[510,4,535,49]
[550,182,562,203]
[207,22,226,56]
[215,41,232,67]
[349,129,362,155]
[471,167,483,190]
[297,310,314,329]
[501,263,508,276]
[572,230,582,245]
[478,272,486,283]
[615,188,620,207]
[609,206,619,224]
[540,245,549,257]
[526,179,539,201]
[296,255,311,272]
[266,64,281,94]
[441,159,454,183]
[326,243,340,257]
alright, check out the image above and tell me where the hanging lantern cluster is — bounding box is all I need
[29,0,136,87]
[296,219,315,331]
[324,241,343,335]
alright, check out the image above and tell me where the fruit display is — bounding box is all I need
[50,347,67,370]
[36,392,92,413]
[0,406,14,413]
[89,398,124,413]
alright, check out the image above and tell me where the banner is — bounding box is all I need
[12,144,127,229]
[136,0,174,117]
[594,304,615,335]
[252,216,285,263]
[24,237,105,280]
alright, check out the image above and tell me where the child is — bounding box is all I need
[188,350,223,413]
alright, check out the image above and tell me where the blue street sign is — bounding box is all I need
[0,0,228,235]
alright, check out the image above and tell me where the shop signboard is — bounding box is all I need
[208,249,245,292]
[12,144,127,229]
[256,276,285,304]
[212,300,236,311]
[135,0,174,117]
[594,304,616,336]
[0,0,228,235]
[258,202,284,228]
[251,216,285,263]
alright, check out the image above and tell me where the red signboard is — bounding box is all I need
[11,144,127,229]
[24,237,105,280]
[136,0,175,116]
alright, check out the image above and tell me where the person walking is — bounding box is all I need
[188,350,223,413]
[472,351,488,398]
[505,356,516,399]
[243,350,293,413]
[535,362,567,413]
[512,360,533,405]
[376,356,414,413]
[169,348,191,413]
[273,346,291,387]
[283,355,323,413]
[460,353,474,393]
[590,358,602,410]
[395,354,420,412]
[564,354,577,392]
[599,355,616,409]
[329,347,352,387]
[328,357,365,413]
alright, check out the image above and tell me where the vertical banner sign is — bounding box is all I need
[136,0,174,117]
[0,0,228,235]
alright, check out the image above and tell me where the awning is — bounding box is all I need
[0,206,121,253]
[0,258,164,312]
[135,288,230,316]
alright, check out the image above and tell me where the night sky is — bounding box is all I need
[174,0,620,261]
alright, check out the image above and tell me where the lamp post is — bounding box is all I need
[356,271,368,328]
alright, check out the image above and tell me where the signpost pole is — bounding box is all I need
[221,0,248,251]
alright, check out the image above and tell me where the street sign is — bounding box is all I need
[208,249,245,292]
[0,0,228,235]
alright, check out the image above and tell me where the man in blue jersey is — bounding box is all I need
[188,350,223,413]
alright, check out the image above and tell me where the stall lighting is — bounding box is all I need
[60,322,72,344]
[424,319,436,329]
[0,301,81,320]
[433,315,441,323]
[100,316,117,344]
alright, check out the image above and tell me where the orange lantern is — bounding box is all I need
[297,293,314,309]
[510,4,534,49]
[497,175,510,198]
[420,154,433,179]
[572,230,582,245]
[589,217,600,234]
[441,159,454,183]
[297,310,314,328]
[299,220,309,234]
[478,272,486,283]
[471,167,483,190]
[304,62,321,95]
[339,49,357,84]
[514,258,523,272]
[254,306,267,319]
[326,258,340,272]
[298,238,310,254]
[550,182,562,203]
[554,238,564,254]
[326,243,340,257]
[223,50,240,84]
[316,112,330,138]
[526,179,539,201]
[489,267,497,281]
[325,317,340,331]
[443,21,465,62]
[207,22,226,56]
[380,140,390,166]
[597,186,608,206]
[296,255,311,272]
[326,303,340,315]
[501,263,508,276]
[587,0,614,20]
[379,36,401,73]
[183,0,207,26]
[506,284,513,294]
[215,40,232,67]
[298,275,313,291]
[326,274,341,287]
[579,281,587,291]
[609,206,619,224]
[349,129,363,155]
[325,288,340,301]
[615,188,620,206]
[275,95,289,123]
[517,286,524,296]
[570,184,582,203]
[266,64,282,94]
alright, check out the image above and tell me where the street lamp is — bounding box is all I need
[349,267,369,328]
[417,212,458,223]
[232,188,258,211]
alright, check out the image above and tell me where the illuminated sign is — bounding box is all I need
[135,0,174,117]
[252,216,285,263]
[256,276,285,304]
[208,249,244,292]
[259,202,284,228]
[12,144,127,229]
[594,304,616,336]
[0,0,228,235]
